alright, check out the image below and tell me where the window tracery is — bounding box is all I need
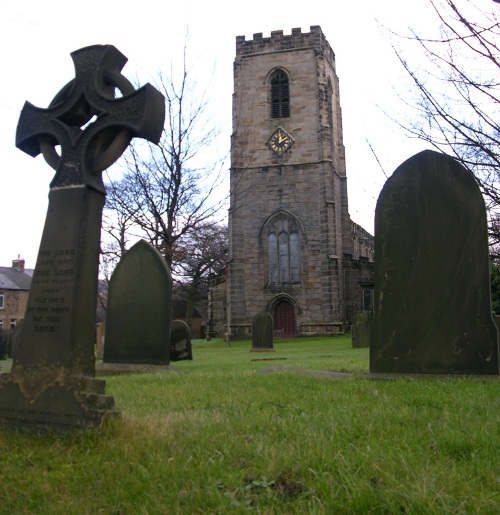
[267,215,299,283]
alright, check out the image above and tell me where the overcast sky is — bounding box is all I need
[1,0,457,268]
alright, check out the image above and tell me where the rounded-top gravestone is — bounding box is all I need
[170,320,193,361]
[370,150,499,375]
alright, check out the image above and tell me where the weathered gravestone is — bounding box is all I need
[352,311,371,348]
[370,150,500,375]
[251,312,274,351]
[170,320,193,361]
[104,240,172,365]
[0,45,165,430]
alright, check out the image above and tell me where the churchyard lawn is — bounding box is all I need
[0,335,498,513]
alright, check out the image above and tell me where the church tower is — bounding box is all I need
[222,26,373,339]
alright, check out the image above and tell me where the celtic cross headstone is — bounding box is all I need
[0,45,165,431]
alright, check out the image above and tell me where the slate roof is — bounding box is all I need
[0,267,33,291]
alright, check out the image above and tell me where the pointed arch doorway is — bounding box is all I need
[273,300,296,338]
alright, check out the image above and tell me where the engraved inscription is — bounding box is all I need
[29,248,77,332]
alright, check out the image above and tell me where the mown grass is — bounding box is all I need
[0,335,499,514]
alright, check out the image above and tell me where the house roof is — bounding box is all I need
[0,267,33,291]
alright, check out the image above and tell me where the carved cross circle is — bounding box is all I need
[16,45,165,193]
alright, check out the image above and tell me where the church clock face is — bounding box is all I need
[267,127,294,156]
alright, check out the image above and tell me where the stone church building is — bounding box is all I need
[209,26,374,339]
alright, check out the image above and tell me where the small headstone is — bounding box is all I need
[170,320,193,361]
[95,322,105,360]
[352,311,371,348]
[251,312,274,352]
[370,150,499,375]
[104,240,172,365]
[0,45,165,431]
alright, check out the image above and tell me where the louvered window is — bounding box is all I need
[271,71,290,118]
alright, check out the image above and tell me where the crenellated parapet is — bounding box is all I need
[351,221,374,261]
[236,26,335,62]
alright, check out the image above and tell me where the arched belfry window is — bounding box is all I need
[267,214,300,284]
[271,70,290,119]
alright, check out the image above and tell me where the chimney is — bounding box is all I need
[12,256,25,273]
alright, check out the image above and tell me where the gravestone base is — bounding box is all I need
[0,371,118,432]
[250,348,276,352]
[257,366,352,379]
[362,372,500,381]
[95,363,178,376]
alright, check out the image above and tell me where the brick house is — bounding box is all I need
[0,258,33,330]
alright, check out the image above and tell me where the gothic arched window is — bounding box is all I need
[267,215,300,284]
[271,70,290,119]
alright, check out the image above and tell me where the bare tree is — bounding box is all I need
[173,222,228,329]
[388,0,500,248]
[102,45,228,275]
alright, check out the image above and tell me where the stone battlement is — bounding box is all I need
[236,26,335,60]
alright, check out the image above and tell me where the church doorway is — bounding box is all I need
[273,300,296,337]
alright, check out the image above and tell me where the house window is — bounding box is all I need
[10,319,17,329]
[268,215,300,284]
[271,70,290,118]
[0,320,3,329]
[0,291,3,309]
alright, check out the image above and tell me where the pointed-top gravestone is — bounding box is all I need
[251,312,274,351]
[0,45,165,431]
[370,150,499,375]
[104,240,172,365]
